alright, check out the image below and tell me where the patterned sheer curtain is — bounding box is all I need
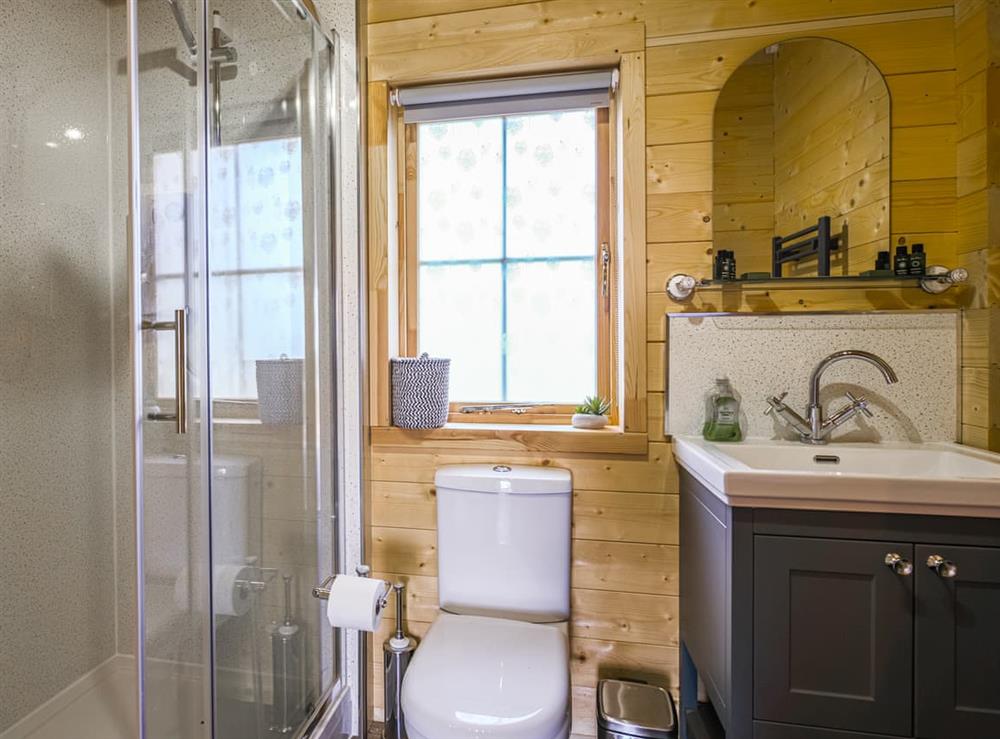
[416,110,597,403]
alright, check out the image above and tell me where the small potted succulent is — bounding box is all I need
[572,395,611,429]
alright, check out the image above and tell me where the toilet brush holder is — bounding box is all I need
[383,582,418,739]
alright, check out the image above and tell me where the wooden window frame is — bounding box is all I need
[394,103,619,426]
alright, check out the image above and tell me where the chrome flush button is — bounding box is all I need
[492,465,511,473]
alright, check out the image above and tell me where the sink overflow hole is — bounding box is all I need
[813,454,841,464]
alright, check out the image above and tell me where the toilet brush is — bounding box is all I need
[383,582,418,739]
[271,574,305,734]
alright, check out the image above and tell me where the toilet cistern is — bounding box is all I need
[765,350,899,445]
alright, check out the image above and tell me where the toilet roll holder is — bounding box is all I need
[312,566,392,618]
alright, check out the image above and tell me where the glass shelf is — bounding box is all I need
[696,275,929,289]
[665,268,969,301]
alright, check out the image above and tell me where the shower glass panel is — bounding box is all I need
[205,3,337,738]
[133,0,212,736]
[132,1,339,738]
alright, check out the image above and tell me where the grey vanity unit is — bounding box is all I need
[679,469,1000,739]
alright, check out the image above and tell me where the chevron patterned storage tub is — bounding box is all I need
[256,356,304,425]
[390,353,450,428]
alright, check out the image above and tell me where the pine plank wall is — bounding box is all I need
[362,1,1000,734]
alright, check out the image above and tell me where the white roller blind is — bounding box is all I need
[393,69,617,123]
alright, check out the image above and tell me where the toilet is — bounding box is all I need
[401,464,573,739]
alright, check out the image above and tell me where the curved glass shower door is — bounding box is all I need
[131,1,339,737]
[205,3,338,738]
[132,0,212,735]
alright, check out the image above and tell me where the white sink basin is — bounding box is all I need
[673,436,1000,517]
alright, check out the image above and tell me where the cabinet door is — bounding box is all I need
[754,536,914,736]
[915,544,1000,738]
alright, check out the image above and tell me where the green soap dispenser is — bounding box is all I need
[702,378,743,442]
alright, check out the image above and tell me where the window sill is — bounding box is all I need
[370,422,648,455]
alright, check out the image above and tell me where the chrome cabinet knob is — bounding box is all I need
[885,552,913,576]
[846,391,873,418]
[927,554,958,578]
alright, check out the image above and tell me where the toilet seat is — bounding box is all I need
[401,612,570,739]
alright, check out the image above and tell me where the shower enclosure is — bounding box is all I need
[1,1,354,738]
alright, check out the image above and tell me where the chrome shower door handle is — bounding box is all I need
[141,307,188,434]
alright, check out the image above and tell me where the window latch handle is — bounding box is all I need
[601,243,611,307]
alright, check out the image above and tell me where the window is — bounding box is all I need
[152,137,305,400]
[403,105,614,417]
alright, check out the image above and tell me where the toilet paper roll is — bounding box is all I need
[213,564,254,618]
[326,575,388,632]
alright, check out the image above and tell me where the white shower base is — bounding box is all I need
[1,656,206,739]
[1,657,136,739]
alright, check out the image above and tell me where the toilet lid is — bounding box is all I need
[401,612,570,739]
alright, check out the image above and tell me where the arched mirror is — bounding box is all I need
[713,38,891,279]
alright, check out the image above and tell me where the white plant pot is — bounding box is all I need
[572,413,609,429]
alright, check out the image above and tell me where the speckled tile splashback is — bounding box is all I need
[667,312,959,443]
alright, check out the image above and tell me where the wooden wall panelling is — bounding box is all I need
[647,341,665,393]
[646,16,955,96]
[957,187,996,255]
[370,425,650,455]
[368,1,952,52]
[955,0,1000,450]
[646,90,717,146]
[963,307,1000,371]
[957,242,1000,310]
[367,81,395,427]
[957,68,989,140]
[647,142,713,195]
[894,124,959,181]
[372,481,681,545]
[641,1,954,40]
[369,0,529,24]
[712,200,773,234]
[370,442,677,492]
[648,391,665,442]
[364,2,980,734]
[371,480,437,529]
[646,241,715,291]
[369,22,644,82]
[571,587,678,645]
[955,0,999,83]
[619,52,648,433]
[961,365,1000,428]
[646,290,959,342]
[958,128,990,197]
[887,69,957,126]
[400,122,418,355]
[892,178,958,233]
[647,192,713,243]
[369,0,644,54]
[574,538,678,595]
[574,489,679,544]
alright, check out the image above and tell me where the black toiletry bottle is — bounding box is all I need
[876,250,891,271]
[894,245,909,276]
[725,251,737,280]
[713,250,724,280]
[909,243,926,275]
